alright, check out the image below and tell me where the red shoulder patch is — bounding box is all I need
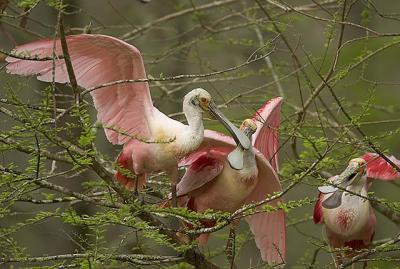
[190,155,219,172]
[313,193,323,224]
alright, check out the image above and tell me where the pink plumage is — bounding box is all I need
[361,152,400,181]
[314,154,399,265]
[177,98,285,265]
[7,35,153,145]
[252,97,283,171]
[313,193,324,224]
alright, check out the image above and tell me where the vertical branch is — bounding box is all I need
[254,26,285,97]
[58,14,80,104]
[34,134,41,179]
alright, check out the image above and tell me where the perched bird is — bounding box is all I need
[176,97,285,265]
[5,34,249,205]
[314,153,400,267]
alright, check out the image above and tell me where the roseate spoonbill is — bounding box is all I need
[314,153,400,267]
[5,34,250,205]
[176,97,285,265]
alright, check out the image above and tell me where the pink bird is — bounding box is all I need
[314,153,400,267]
[5,34,250,205]
[175,97,285,265]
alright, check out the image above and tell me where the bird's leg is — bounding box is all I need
[133,177,144,205]
[168,166,179,207]
[225,225,237,269]
[129,174,146,205]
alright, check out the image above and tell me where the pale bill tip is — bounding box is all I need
[318,185,337,194]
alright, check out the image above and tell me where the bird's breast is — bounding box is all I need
[152,125,202,160]
[322,193,370,237]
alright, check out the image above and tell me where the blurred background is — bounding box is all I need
[1,0,400,268]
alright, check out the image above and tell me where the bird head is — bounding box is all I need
[184,88,212,111]
[240,119,257,139]
[184,88,250,150]
[320,157,367,209]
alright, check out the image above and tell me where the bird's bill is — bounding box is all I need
[227,147,244,170]
[321,190,343,209]
[208,102,251,150]
[318,185,338,194]
[320,162,363,209]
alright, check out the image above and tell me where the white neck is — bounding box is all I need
[183,104,203,134]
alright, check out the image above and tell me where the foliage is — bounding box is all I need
[1,0,400,268]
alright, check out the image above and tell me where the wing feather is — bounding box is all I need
[362,153,400,180]
[176,151,225,197]
[244,154,286,265]
[252,97,283,171]
[6,34,153,144]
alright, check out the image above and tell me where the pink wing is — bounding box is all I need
[176,150,226,197]
[244,154,285,265]
[362,153,400,181]
[313,193,324,224]
[252,97,283,171]
[6,34,153,145]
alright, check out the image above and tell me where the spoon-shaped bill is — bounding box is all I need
[318,185,338,194]
[321,190,344,209]
[227,147,244,170]
[208,102,250,150]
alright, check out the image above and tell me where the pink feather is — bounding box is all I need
[244,154,285,264]
[252,97,283,171]
[6,34,153,145]
[362,152,400,181]
[313,193,324,224]
[177,151,226,197]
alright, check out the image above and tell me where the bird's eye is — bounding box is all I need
[200,97,207,103]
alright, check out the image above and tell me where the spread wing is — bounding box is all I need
[244,154,286,265]
[6,34,154,144]
[252,97,283,171]
[362,153,400,181]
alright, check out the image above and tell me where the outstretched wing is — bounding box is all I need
[362,153,400,181]
[6,34,153,145]
[244,154,286,265]
[252,97,283,171]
